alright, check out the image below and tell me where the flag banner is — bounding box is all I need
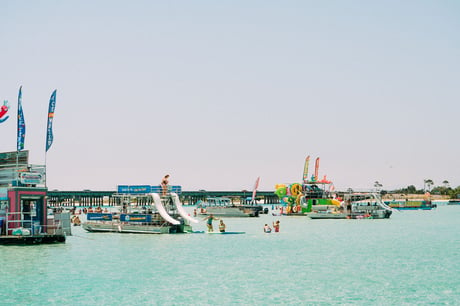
[17,86,26,151]
[303,155,310,183]
[45,90,57,152]
[251,176,260,202]
[314,157,320,181]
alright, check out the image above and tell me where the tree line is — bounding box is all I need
[392,179,460,198]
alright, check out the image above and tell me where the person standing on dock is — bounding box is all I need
[161,174,170,196]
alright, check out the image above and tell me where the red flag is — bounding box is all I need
[314,157,320,181]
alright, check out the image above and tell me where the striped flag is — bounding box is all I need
[303,155,310,183]
[314,157,320,181]
[251,176,260,202]
[45,90,57,152]
[17,86,26,151]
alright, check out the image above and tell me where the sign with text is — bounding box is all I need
[117,185,182,194]
[120,214,152,222]
[86,213,113,221]
[19,172,44,185]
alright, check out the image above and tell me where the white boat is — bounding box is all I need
[308,211,348,219]
[82,193,197,234]
[308,192,393,219]
[197,197,263,217]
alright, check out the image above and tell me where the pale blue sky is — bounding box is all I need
[1,1,459,191]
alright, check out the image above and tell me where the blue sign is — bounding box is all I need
[117,185,182,194]
[120,214,152,222]
[117,185,151,194]
[86,213,113,221]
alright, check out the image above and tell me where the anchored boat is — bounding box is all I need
[384,199,437,210]
[308,192,393,219]
[82,192,198,234]
[274,156,341,216]
[196,197,263,217]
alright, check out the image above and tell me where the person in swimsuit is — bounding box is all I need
[161,174,170,196]
[218,220,226,233]
[264,224,272,233]
[203,214,219,232]
[273,220,280,232]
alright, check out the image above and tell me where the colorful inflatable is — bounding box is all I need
[0,101,9,123]
[274,156,339,215]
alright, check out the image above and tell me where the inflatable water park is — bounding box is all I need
[274,156,341,215]
[274,156,392,219]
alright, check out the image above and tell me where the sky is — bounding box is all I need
[1,1,459,192]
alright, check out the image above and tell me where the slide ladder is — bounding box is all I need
[151,193,180,225]
[171,193,199,224]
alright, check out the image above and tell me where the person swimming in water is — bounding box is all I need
[273,220,280,232]
[218,220,226,233]
[264,224,272,233]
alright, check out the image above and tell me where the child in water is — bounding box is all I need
[264,224,272,233]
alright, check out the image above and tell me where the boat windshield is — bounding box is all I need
[206,197,231,207]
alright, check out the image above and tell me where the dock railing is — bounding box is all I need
[3,212,64,236]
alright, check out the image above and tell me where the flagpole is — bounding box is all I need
[16,97,19,186]
[44,152,47,188]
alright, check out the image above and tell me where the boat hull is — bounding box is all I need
[198,206,261,217]
[308,213,347,219]
[82,222,192,234]
[0,234,66,245]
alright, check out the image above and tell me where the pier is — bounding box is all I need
[46,190,280,207]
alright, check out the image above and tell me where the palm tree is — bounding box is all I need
[374,181,383,191]
[442,180,449,188]
[424,179,434,192]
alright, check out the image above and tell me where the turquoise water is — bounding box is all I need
[1,205,459,305]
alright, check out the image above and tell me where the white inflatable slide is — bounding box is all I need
[171,193,199,224]
[151,193,180,225]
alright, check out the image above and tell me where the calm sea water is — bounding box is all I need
[1,205,459,305]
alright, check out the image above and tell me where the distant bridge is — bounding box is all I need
[47,190,280,207]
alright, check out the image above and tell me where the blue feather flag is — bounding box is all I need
[45,90,57,152]
[17,86,26,151]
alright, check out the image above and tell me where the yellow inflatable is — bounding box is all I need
[290,183,302,196]
[275,184,286,190]
[295,193,303,205]
[331,199,341,206]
